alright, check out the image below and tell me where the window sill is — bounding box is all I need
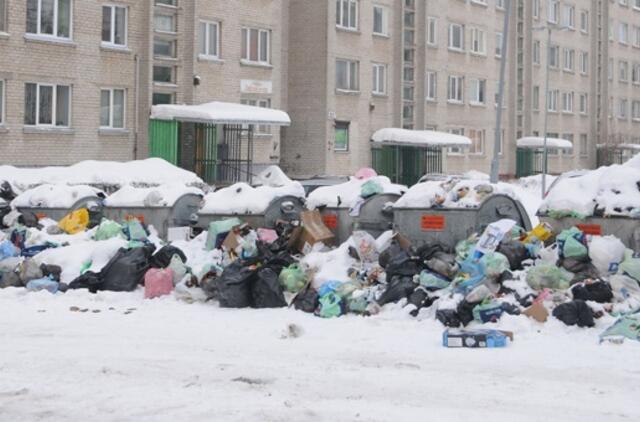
[154,56,179,62]
[99,128,129,136]
[580,113,588,117]
[154,30,179,38]
[469,52,487,58]
[0,126,8,134]
[469,153,486,158]
[563,69,575,74]
[470,1,488,7]
[469,102,486,107]
[0,32,9,40]
[426,99,437,103]
[255,133,273,138]
[100,44,131,54]
[372,33,390,39]
[336,89,360,96]
[372,93,388,98]
[561,111,574,115]
[333,150,350,154]
[198,55,225,64]
[23,126,74,134]
[153,82,178,88]
[155,3,180,11]
[239,59,273,69]
[427,43,438,49]
[447,100,464,105]
[24,33,76,47]
[336,26,360,35]
[447,47,465,54]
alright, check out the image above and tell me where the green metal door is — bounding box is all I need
[194,123,218,184]
[149,119,179,164]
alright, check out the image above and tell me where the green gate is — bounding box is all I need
[149,119,179,164]
[372,145,443,186]
[516,148,545,178]
[194,123,218,184]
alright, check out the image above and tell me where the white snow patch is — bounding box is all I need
[11,184,103,208]
[200,182,305,214]
[307,176,407,209]
[104,184,204,207]
[372,128,472,147]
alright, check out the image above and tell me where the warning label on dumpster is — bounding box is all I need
[125,214,146,223]
[421,215,446,231]
[322,214,338,230]
[576,224,602,236]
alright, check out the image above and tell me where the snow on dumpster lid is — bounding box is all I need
[517,137,573,150]
[371,128,472,147]
[151,101,291,126]
[104,184,204,208]
[11,184,104,208]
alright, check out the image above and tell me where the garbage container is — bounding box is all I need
[393,194,532,249]
[539,214,640,252]
[102,193,203,239]
[16,195,105,224]
[196,195,306,230]
[320,193,401,245]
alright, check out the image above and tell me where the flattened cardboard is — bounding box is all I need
[523,301,549,323]
[289,210,334,253]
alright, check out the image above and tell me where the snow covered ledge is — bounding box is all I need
[150,101,291,126]
[516,136,573,150]
[371,128,472,147]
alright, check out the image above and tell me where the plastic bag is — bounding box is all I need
[351,231,379,263]
[376,276,416,306]
[19,258,43,284]
[0,240,19,261]
[293,283,318,313]
[26,277,59,294]
[205,218,242,251]
[556,227,588,259]
[360,180,383,199]
[94,219,124,241]
[472,300,505,323]
[619,250,640,283]
[123,219,148,242]
[418,270,450,291]
[609,274,640,301]
[599,314,640,343]
[58,208,90,234]
[552,300,594,327]
[251,268,287,308]
[144,268,174,299]
[480,252,510,279]
[526,263,574,290]
[588,236,626,275]
[475,219,517,255]
[212,262,255,308]
[496,239,529,271]
[279,264,307,293]
[317,292,343,318]
[168,254,188,286]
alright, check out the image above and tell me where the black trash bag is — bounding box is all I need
[552,300,595,327]
[497,239,529,271]
[456,299,477,326]
[251,267,287,308]
[560,258,601,282]
[0,271,22,288]
[501,302,521,316]
[18,211,40,228]
[0,181,17,201]
[150,245,187,268]
[379,241,410,269]
[571,281,613,303]
[416,242,451,262]
[377,276,416,306]
[260,250,296,275]
[293,282,319,313]
[212,262,256,308]
[200,269,221,298]
[68,271,103,293]
[408,287,437,317]
[425,252,458,279]
[40,264,62,282]
[436,309,461,327]
[384,251,421,282]
[99,245,155,292]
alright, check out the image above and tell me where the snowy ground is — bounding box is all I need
[1,288,638,422]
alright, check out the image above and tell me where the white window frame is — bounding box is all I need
[579,93,588,114]
[447,128,465,155]
[27,0,73,40]
[562,4,575,29]
[448,23,464,52]
[549,45,560,68]
[100,88,126,130]
[619,22,629,45]
[336,0,358,31]
[548,0,559,24]
[547,89,558,112]
[0,0,7,33]
[580,10,589,33]
[620,60,629,82]
[533,85,540,110]
[24,82,71,128]
[427,16,437,46]
[532,40,540,64]
[241,27,270,65]
[496,0,505,11]
[372,63,387,95]
[579,134,588,157]
[468,129,485,155]
[153,13,175,34]
[563,48,574,72]
[470,78,486,105]
[632,63,640,84]
[372,5,389,36]
[562,91,574,113]
[199,20,220,59]
[634,26,640,48]
[240,98,272,135]
[579,51,588,74]
[0,79,4,126]
[336,59,359,91]
[533,0,540,19]
[102,5,128,48]
[447,75,463,103]
[426,71,437,101]
[470,27,486,55]
[619,99,628,119]
[632,100,640,121]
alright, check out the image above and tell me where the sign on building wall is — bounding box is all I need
[240,80,273,94]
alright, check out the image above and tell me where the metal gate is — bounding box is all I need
[217,125,254,185]
[194,123,217,184]
[516,148,545,178]
[372,145,442,186]
[149,119,179,165]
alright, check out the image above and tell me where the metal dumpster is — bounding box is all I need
[196,195,306,230]
[320,193,401,245]
[102,193,203,239]
[16,195,105,225]
[393,194,533,249]
[539,214,640,252]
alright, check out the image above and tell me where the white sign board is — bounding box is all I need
[240,80,273,94]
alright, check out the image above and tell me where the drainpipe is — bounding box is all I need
[133,53,140,160]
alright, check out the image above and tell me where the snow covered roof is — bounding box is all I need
[371,128,472,147]
[517,137,573,150]
[151,101,291,126]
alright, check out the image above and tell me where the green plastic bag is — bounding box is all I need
[361,180,383,198]
[335,281,361,299]
[599,314,640,343]
[480,252,510,278]
[547,209,587,220]
[317,292,343,318]
[418,271,450,290]
[619,250,640,283]
[124,219,148,242]
[279,264,307,293]
[455,237,477,262]
[205,218,243,251]
[526,263,574,290]
[347,294,369,314]
[556,227,588,259]
[168,254,188,285]
[94,219,123,241]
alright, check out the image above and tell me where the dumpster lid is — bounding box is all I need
[371,128,472,148]
[517,137,573,150]
[151,101,291,126]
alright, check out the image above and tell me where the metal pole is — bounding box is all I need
[541,27,552,198]
[490,0,511,183]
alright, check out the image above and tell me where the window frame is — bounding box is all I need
[100,88,126,130]
[426,16,437,46]
[426,71,437,101]
[469,78,486,105]
[102,4,128,48]
[336,0,358,31]
[24,82,71,128]
[561,91,574,114]
[26,0,73,40]
[495,32,503,58]
[579,93,588,114]
[241,27,271,65]
[336,58,359,92]
[619,22,629,45]
[563,48,574,72]
[334,120,350,152]
[447,75,464,103]
[240,98,272,135]
[470,27,486,55]
[468,128,485,156]
[372,5,388,36]
[0,0,6,33]
[372,63,387,95]
[199,20,220,59]
[448,23,464,52]
[0,79,4,126]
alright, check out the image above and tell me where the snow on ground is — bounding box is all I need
[0,288,638,422]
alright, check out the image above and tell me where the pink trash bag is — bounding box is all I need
[354,167,377,180]
[144,268,174,299]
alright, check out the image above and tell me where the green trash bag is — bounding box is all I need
[79,260,92,275]
[347,293,370,314]
[124,219,148,242]
[418,271,450,290]
[556,227,588,259]
[619,250,640,283]
[168,254,188,285]
[317,292,343,318]
[361,180,383,198]
[547,209,587,220]
[455,237,477,262]
[480,252,510,278]
[94,219,123,241]
[599,314,640,343]
[278,264,307,293]
[205,218,243,251]
[335,281,361,299]
[526,263,574,290]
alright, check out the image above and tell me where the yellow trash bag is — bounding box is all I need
[58,208,90,234]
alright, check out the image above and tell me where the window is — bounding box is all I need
[373,5,388,36]
[153,66,173,84]
[336,0,358,30]
[102,6,127,47]
[448,23,464,51]
[580,10,589,33]
[563,48,574,71]
[579,51,588,74]
[533,40,540,64]
[533,85,540,110]
[199,21,219,58]
[447,75,463,102]
[470,28,486,55]
[372,63,386,95]
[609,19,614,41]
[470,78,486,104]
[336,59,359,91]
[240,98,272,134]
[26,0,71,39]
[155,0,176,5]
[152,93,173,105]
[580,134,588,157]
[619,99,628,119]
[562,4,574,29]
[154,14,175,33]
[547,89,558,111]
[549,45,559,68]
[619,22,629,44]
[547,0,559,24]
[0,80,4,125]
[496,0,505,10]
[404,67,414,82]
[635,0,640,9]
[404,11,415,28]
[403,86,414,101]
[403,103,414,120]
[0,0,6,32]
[608,58,614,80]
[562,91,574,113]
[533,0,540,19]
[426,71,437,101]
[404,48,414,63]
[496,129,505,155]
[620,61,629,82]
[632,63,640,84]
[561,134,574,156]
[334,121,349,151]
[579,93,588,114]
[154,38,175,57]
[241,28,270,64]
[632,101,640,120]
[447,128,465,155]
[468,129,485,155]
[24,83,70,127]
[471,0,487,5]
[495,32,503,57]
[633,26,640,48]
[100,88,125,129]
[427,17,437,45]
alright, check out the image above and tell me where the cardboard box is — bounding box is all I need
[523,301,549,323]
[289,210,334,253]
[442,329,514,348]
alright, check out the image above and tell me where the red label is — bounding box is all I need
[421,215,446,231]
[576,224,602,236]
[322,214,338,230]
[35,213,48,219]
[125,214,145,223]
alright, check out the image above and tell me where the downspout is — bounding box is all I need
[133,53,140,159]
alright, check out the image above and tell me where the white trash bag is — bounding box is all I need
[588,235,626,275]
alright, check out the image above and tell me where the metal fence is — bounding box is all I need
[515,148,545,178]
[372,145,443,186]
